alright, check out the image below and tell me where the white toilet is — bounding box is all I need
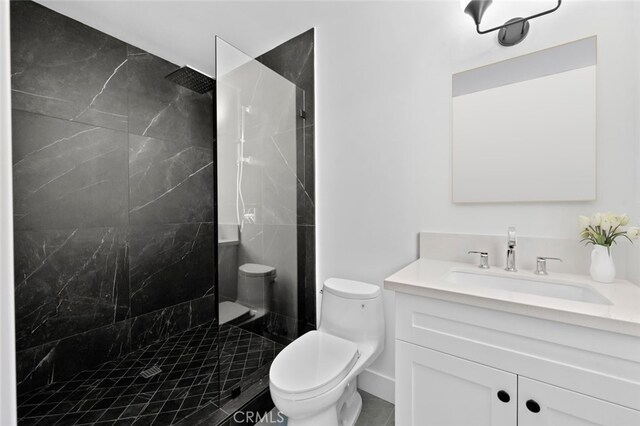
[269,278,384,426]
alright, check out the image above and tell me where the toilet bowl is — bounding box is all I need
[269,278,384,426]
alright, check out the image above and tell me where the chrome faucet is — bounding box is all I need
[534,256,563,275]
[468,251,490,269]
[505,226,517,272]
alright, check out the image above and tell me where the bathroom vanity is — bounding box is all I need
[385,259,640,425]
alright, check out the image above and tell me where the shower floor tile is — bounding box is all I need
[17,322,283,426]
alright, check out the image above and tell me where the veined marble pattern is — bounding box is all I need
[130,295,216,351]
[15,294,216,395]
[10,1,128,131]
[16,316,130,395]
[258,29,316,327]
[127,47,214,147]
[11,0,217,390]
[16,323,282,426]
[217,39,302,328]
[129,134,214,224]
[260,110,298,225]
[13,227,129,351]
[12,110,128,230]
[296,124,316,227]
[303,125,315,209]
[259,30,315,129]
[222,30,315,330]
[129,223,215,317]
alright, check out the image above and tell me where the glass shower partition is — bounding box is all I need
[215,37,302,405]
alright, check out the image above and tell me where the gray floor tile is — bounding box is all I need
[355,390,394,426]
[257,389,394,425]
[385,408,395,425]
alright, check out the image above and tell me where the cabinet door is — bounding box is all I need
[518,377,640,426]
[396,340,517,426]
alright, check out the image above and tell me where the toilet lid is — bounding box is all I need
[270,331,359,400]
[239,263,276,277]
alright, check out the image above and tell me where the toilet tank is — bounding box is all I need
[319,278,384,350]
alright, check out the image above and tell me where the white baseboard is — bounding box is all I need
[357,368,395,404]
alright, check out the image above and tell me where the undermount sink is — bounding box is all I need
[445,269,612,305]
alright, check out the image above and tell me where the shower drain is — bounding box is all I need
[140,365,162,378]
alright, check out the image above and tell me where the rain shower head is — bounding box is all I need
[165,65,215,94]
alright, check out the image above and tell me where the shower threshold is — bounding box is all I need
[17,322,283,426]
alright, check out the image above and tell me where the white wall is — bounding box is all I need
[629,0,640,285]
[422,0,640,293]
[0,0,18,422]
[421,0,638,239]
[16,0,640,404]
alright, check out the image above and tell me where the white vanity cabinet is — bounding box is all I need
[393,292,640,426]
[397,340,516,426]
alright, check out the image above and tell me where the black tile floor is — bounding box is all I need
[17,322,283,426]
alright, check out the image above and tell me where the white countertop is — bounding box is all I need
[384,259,640,337]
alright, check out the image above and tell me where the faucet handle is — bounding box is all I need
[468,251,490,269]
[534,256,563,275]
[507,226,517,246]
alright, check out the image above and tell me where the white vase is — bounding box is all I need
[590,245,616,283]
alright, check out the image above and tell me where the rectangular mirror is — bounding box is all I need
[452,36,597,203]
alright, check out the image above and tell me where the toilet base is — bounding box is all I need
[285,380,363,426]
[339,388,362,426]
[287,404,339,426]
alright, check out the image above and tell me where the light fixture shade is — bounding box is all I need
[463,0,493,25]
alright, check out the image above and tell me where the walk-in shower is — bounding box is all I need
[215,35,316,344]
[10,1,314,423]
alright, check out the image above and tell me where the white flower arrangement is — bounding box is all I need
[579,212,639,248]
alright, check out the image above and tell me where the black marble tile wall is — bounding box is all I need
[127,46,213,149]
[129,134,214,225]
[127,48,214,226]
[12,110,129,230]
[129,223,214,316]
[10,1,129,131]
[258,29,316,331]
[14,227,129,349]
[11,0,216,393]
[218,244,239,303]
[130,295,217,351]
[17,321,131,394]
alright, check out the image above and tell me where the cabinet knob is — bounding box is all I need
[526,399,541,413]
[497,390,510,403]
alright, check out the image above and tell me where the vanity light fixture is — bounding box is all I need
[461,0,562,46]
